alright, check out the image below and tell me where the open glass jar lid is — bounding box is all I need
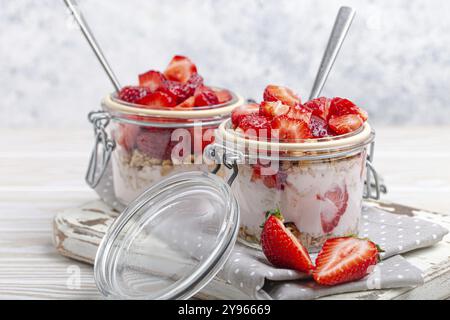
[94,171,239,299]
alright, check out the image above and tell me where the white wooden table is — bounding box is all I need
[1,127,449,299]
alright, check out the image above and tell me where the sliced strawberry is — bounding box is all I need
[194,86,219,106]
[164,55,197,83]
[328,114,364,135]
[231,103,259,128]
[238,113,271,139]
[261,211,314,274]
[160,80,190,104]
[309,115,331,138]
[317,184,349,233]
[263,85,301,107]
[183,73,204,97]
[214,88,233,104]
[175,96,195,109]
[138,70,167,91]
[136,91,177,108]
[303,97,331,120]
[286,104,312,123]
[329,97,368,121]
[259,101,290,119]
[271,115,311,141]
[118,86,152,103]
[313,237,382,286]
[135,128,173,159]
[117,124,140,152]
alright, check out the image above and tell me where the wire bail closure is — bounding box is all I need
[86,111,115,188]
[206,144,242,186]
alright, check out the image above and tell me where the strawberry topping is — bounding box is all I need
[259,101,290,119]
[263,85,301,107]
[313,237,382,286]
[118,86,152,103]
[271,115,312,141]
[303,97,331,120]
[261,211,314,274]
[136,91,177,108]
[231,103,260,128]
[163,55,197,83]
[194,86,220,107]
[328,114,364,135]
[138,71,167,92]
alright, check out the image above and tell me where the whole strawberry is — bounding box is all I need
[313,237,383,286]
[260,210,314,274]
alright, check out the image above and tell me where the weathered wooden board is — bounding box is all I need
[53,199,450,300]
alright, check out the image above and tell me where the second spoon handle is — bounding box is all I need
[64,0,122,92]
[308,6,356,100]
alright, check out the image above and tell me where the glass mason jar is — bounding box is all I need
[207,118,378,252]
[87,90,244,205]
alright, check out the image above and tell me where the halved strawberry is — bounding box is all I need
[138,70,167,91]
[271,115,311,141]
[328,114,364,135]
[286,104,312,123]
[136,91,177,108]
[194,86,219,106]
[214,88,233,104]
[263,85,301,107]
[261,210,314,274]
[164,55,198,83]
[118,86,152,103]
[238,113,271,139]
[317,184,349,233]
[313,237,382,286]
[135,128,173,159]
[329,97,368,121]
[303,97,331,120]
[231,103,259,128]
[309,115,331,138]
[117,124,140,152]
[259,101,290,118]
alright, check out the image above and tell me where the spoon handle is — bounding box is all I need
[308,6,355,100]
[64,0,122,92]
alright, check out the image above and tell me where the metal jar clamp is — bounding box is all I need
[86,111,115,188]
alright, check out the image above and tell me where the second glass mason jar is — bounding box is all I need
[207,118,377,252]
[96,90,244,205]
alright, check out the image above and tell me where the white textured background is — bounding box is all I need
[1,0,449,128]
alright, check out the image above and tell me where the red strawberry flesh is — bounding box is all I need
[263,85,301,107]
[271,115,312,141]
[303,97,331,120]
[259,101,290,119]
[164,55,198,83]
[136,91,177,108]
[231,103,259,128]
[194,86,220,106]
[328,114,364,135]
[313,237,381,286]
[138,70,167,92]
[118,86,152,103]
[317,184,349,233]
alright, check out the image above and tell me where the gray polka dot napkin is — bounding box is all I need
[91,163,448,300]
[218,206,448,300]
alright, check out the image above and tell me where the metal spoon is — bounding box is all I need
[64,0,122,92]
[308,6,356,100]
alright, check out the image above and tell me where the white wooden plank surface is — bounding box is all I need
[1,127,450,299]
